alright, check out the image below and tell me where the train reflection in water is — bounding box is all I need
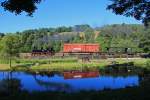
[63,71,100,79]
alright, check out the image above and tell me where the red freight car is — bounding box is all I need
[63,43,100,53]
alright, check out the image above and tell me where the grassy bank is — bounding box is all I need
[0,64,10,71]
[0,58,149,71]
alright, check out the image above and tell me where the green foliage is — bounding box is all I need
[0,24,149,54]
[96,36,110,52]
[107,0,150,26]
[96,24,147,53]
[139,29,150,53]
[0,34,21,67]
[84,28,95,43]
[73,24,91,32]
[0,34,20,57]
[1,0,42,16]
[15,58,77,64]
[146,60,150,67]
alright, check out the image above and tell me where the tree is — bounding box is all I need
[0,33,5,45]
[73,25,91,32]
[84,28,95,43]
[139,27,150,53]
[107,0,150,26]
[1,0,42,16]
[1,0,150,27]
[0,35,20,67]
[0,33,5,37]
[55,26,72,33]
[0,78,22,95]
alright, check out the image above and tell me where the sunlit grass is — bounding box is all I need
[31,62,104,71]
[0,58,149,71]
[0,64,10,70]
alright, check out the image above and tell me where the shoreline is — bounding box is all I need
[0,58,149,71]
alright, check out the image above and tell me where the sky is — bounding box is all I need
[0,0,141,33]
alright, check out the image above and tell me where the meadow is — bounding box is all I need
[0,57,149,71]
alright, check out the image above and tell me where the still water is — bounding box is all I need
[0,71,139,93]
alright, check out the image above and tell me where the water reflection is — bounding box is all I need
[0,71,140,93]
[0,74,22,96]
[34,75,73,92]
[63,71,100,79]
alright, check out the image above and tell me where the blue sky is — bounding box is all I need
[0,0,141,33]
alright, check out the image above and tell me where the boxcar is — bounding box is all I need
[63,43,100,53]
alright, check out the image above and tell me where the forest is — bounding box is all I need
[0,24,149,59]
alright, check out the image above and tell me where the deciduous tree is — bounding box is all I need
[107,0,150,26]
[1,0,42,16]
[0,34,20,67]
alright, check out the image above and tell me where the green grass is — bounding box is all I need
[31,62,104,71]
[15,58,78,64]
[0,58,149,71]
[0,64,10,71]
[112,58,150,68]
[30,58,150,71]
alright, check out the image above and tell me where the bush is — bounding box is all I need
[146,60,150,69]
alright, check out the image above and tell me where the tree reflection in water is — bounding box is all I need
[0,72,22,96]
[33,75,73,92]
[0,70,149,100]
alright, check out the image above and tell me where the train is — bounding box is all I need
[19,43,149,59]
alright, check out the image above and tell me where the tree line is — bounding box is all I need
[0,24,149,57]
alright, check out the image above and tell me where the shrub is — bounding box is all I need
[146,60,150,69]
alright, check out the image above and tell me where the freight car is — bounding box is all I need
[63,43,100,62]
[63,43,100,53]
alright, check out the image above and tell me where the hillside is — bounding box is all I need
[0,24,149,54]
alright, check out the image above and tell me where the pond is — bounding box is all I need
[0,71,141,93]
